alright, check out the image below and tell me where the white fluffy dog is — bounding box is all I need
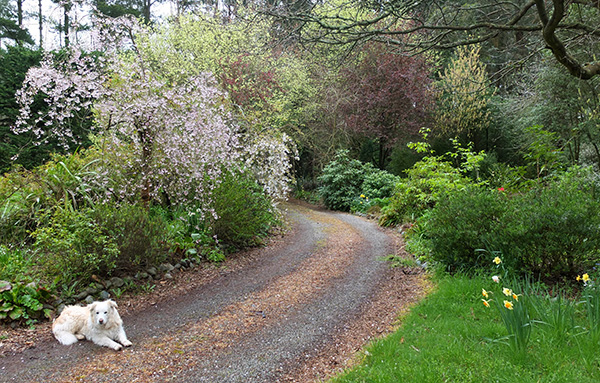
[52,299,132,351]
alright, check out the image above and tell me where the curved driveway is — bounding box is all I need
[1,201,405,382]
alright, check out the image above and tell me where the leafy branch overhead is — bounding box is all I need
[266,0,600,80]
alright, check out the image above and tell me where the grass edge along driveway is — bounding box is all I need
[331,273,600,383]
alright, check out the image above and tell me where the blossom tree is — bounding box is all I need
[94,69,240,209]
[13,49,105,150]
[13,14,296,213]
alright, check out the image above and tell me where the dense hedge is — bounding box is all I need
[212,169,278,251]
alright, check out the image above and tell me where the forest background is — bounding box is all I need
[1,1,600,379]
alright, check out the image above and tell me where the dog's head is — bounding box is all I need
[89,300,118,326]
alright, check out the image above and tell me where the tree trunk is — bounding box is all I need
[38,0,43,48]
[143,0,151,24]
[17,0,23,26]
[16,0,24,46]
[137,123,153,205]
[63,3,71,48]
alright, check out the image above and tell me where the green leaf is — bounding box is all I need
[8,306,23,320]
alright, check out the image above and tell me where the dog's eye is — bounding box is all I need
[104,311,108,314]
[96,312,99,314]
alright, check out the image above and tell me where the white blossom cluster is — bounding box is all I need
[243,132,298,201]
[14,50,107,149]
[13,15,295,216]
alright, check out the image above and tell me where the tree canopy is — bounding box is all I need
[265,0,600,80]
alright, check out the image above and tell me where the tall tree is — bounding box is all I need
[16,0,22,26]
[38,0,42,47]
[93,0,142,19]
[435,45,494,142]
[266,0,600,80]
[93,0,162,24]
[339,43,433,168]
[0,46,44,172]
[0,0,33,46]
[51,0,73,47]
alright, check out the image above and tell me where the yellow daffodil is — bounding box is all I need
[504,300,514,310]
[482,288,489,298]
[583,273,590,283]
[482,299,491,308]
[360,194,366,198]
[502,287,512,296]
[577,275,582,281]
[493,257,502,265]
[512,293,521,302]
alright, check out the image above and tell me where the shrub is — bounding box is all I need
[379,135,486,226]
[211,169,278,251]
[318,150,371,212]
[0,246,36,282]
[318,150,398,212]
[91,203,172,272]
[32,202,172,286]
[379,156,472,226]
[420,185,507,271]
[362,170,399,200]
[0,168,46,245]
[32,206,120,285]
[415,166,600,280]
[0,147,117,246]
[501,170,600,280]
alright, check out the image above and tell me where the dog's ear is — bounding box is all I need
[109,299,118,309]
[88,302,97,318]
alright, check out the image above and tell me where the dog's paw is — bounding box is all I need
[122,339,133,347]
[75,334,86,340]
[112,344,123,351]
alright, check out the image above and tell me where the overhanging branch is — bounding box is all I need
[263,0,600,80]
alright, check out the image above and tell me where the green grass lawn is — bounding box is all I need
[331,274,600,383]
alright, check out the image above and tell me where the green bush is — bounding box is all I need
[91,203,172,272]
[380,156,473,226]
[418,185,508,271]
[0,176,42,245]
[362,170,399,200]
[501,169,600,279]
[0,147,117,246]
[0,246,36,282]
[32,206,120,285]
[211,169,278,251]
[32,202,172,286]
[318,150,371,211]
[318,150,398,212]
[415,167,600,280]
[379,136,486,226]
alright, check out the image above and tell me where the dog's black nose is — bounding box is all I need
[99,318,104,324]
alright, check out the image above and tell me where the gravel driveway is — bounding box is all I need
[0,201,425,382]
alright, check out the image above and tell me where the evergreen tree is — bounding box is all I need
[0,0,34,46]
